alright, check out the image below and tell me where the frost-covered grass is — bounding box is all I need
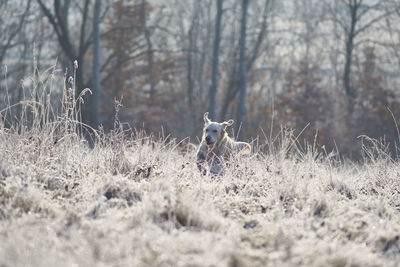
[1,69,400,266]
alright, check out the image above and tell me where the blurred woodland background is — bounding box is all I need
[1,0,400,158]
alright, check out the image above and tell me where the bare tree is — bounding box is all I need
[185,1,200,108]
[92,0,102,128]
[0,0,32,66]
[36,0,150,127]
[36,0,95,125]
[220,0,274,121]
[141,0,156,104]
[384,10,400,73]
[328,0,397,115]
[236,0,249,139]
[208,0,224,121]
[0,0,33,122]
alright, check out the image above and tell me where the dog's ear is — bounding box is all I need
[222,119,234,128]
[204,112,211,124]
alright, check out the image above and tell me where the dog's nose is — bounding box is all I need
[205,136,211,142]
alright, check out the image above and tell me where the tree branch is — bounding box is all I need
[78,0,90,59]
[0,0,31,64]
[355,9,397,37]
[100,50,149,84]
[37,0,76,60]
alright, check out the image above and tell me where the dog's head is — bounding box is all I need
[203,112,234,146]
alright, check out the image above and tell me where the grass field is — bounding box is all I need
[1,72,400,267]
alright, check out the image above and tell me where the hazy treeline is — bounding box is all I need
[1,0,400,158]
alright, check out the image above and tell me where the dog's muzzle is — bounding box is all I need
[205,136,214,145]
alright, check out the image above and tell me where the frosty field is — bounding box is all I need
[1,112,400,267]
[3,0,400,265]
[0,68,399,267]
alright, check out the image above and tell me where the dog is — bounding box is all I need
[196,112,251,175]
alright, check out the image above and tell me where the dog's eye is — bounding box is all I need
[213,130,217,133]
[205,129,209,132]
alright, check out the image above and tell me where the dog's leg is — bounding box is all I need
[197,160,207,175]
[196,142,208,175]
[209,155,225,177]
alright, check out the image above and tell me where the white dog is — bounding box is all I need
[196,112,251,175]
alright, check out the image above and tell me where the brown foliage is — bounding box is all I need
[247,59,335,149]
[247,51,400,159]
[101,1,180,133]
[352,47,400,157]
[104,1,148,53]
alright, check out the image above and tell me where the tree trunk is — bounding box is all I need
[220,0,271,121]
[141,0,155,104]
[236,0,249,140]
[219,64,239,121]
[208,0,223,121]
[343,1,358,115]
[92,0,102,128]
[187,9,199,108]
[37,0,94,126]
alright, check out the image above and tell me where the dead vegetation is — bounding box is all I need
[1,70,400,266]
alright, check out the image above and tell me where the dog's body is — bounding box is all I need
[196,112,251,175]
